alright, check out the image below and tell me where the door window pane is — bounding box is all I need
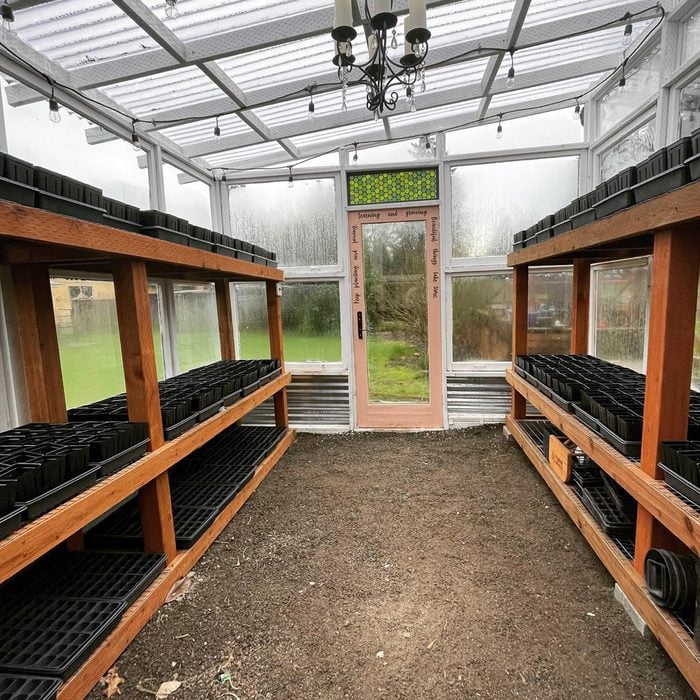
[363,222,429,403]
[593,262,649,372]
[229,179,337,266]
[452,274,512,362]
[529,270,572,354]
[173,283,220,372]
[451,157,579,257]
[599,119,655,180]
[52,278,164,408]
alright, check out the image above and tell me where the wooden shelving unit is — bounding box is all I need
[507,181,700,693]
[0,200,294,697]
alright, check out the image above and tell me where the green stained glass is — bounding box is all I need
[347,168,439,205]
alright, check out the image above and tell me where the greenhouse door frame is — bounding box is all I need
[348,205,444,429]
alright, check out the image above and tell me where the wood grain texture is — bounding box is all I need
[511,265,528,419]
[570,259,591,354]
[138,473,176,563]
[506,416,700,695]
[507,181,700,266]
[0,373,291,586]
[214,279,235,360]
[10,264,67,422]
[506,370,700,556]
[266,280,289,428]
[56,429,295,700]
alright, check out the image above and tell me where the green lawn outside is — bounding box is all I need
[367,337,429,402]
[239,331,341,363]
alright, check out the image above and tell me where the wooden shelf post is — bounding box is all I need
[634,229,700,572]
[266,280,288,428]
[113,260,176,562]
[214,279,236,361]
[570,259,591,354]
[511,265,528,419]
[10,264,67,423]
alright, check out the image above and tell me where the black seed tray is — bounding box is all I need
[633,165,690,204]
[33,167,62,195]
[195,426,286,463]
[17,466,100,521]
[571,403,642,458]
[95,438,149,478]
[173,460,257,488]
[0,506,25,540]
[659,463,700,508]
[687,152,700,181]
[169,481,240,510]
[221,388,244,406]
[0,480,15,516]
[196,400,223,423]
[594,189,634,218]
[0,598,126,679]
[8,551,167,607]
[34,191,105,224]
[213,244,237,258]
[579,485,635,536]
[0,674,61,700]
[163,414,197,441]
[140,226,190,247]
[187,235,213,252]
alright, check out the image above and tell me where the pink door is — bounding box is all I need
[349,206,443,429]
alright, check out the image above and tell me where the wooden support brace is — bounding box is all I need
[214,279,235,361]
[10,264,67,423]
[511,265,528,419]
[570,259,591,354]
[634,228,700,572]
[266,280,288,428]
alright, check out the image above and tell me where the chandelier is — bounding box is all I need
[331,0,430,118]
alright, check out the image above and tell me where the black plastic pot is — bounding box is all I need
[33,167,63,195]
[645,548,697,613]
[633,165,690,203]
[103,197,141,233]
[667,136,693,168]
[140,226,191,247]
[0,154,36,207]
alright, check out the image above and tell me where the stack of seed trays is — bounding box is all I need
[659,442,700,508]
[0,674,61,700]
[0,421,149,530]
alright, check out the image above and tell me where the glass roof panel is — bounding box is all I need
[522,0,633,29]
[426,1,515,47]
[142,0,329,41]
[389,98,481,130]
[157,113,254,146]
[205,142,287,167]
[424,58,490,92]
[13,0,154,69]
[489,73,605,109]
[101,66,226,115]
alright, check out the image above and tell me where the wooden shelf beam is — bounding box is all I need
[266,280,288,428]
[506,416,700,695]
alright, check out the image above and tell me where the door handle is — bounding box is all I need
[357,311,364,340]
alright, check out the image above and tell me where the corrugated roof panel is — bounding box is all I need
[157,113,254,145]
[205,141,287,167]
[427,1,515,47]
[290,121,385,150]
[389,98,480,129]
[489,73,605,109]
[522,0,636,29]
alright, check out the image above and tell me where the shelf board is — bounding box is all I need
[0,199,282,281]
[507,181,700,267]
[506,369,700,556]
[55,428,295,700]
[0,372,291,585]
[505,416,700,695]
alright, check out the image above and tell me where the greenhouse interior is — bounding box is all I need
[0,0,698,697]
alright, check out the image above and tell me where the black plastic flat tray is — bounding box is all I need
[140,226,190,247]
[579,485,635,536]
[103,213,141,233]
[0,598,126,679]
[0,506,26,540]
[17,467,100,521]
[169,481,240,510]
[0,673,61,700]
[164,414,197,441]
[242,379,261,396]
[14,551,166,607]
[571,404,641,458]
[659,463,700,508]
[187,236,213,252]
[221,388,244,406]
[0,177,36,207]
[594,188,634,218]
[35,191,105,223]
[174,461,257,487]
[633,165,690,204]
[196,400,223,423]
[94,438,149,478]
[514,367,574,411]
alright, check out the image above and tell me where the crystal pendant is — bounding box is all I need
[391,29,398,50]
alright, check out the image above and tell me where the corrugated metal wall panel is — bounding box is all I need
[446,375,510,425]
[244,374,350,428]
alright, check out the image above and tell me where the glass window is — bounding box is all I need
[592,261,649,372]
[2,78,150,208]
[173,282,220,372]
[52,278,164,408]
[683,11,700,63]
[598,44,661,135]
[452,274,513,362]
[451,157,579,258]
[162,164,212,228]
[528,269,572,354]
[679,76,700,138]
[446,109,583,155]
[236,282,342,363]
[229,178,337,267]
[599,119,656,180]
[358,137,436,165]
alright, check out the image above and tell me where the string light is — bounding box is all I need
[1,1,14,34]
[287,167,294,188]
[496,114,503,140]
[573,98,580,121]
[618,61,627,93]
[48,87,60,123]
[131,121,140,152]
[506,50,515,89]
[307,93,315,121]
[214,116,221,140]
[622,12,633,47]
[165,0,179,19]
[352,142,358,164]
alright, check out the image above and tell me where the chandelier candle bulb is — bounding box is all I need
[374,0,392,15]
[408,0,427,30]
[334,0,353,29]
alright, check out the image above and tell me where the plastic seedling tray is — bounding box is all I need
[17,466,100,521]
[659,463,700,508]
[594,189,634,218]
[0,598,126,679]
[3,154,33,186]
[579,485,635,536]
[163,414,197,441]
[94,438,149,478]
[569,206,596,229]
[140,226,190,247]
[686,153,700,181]
[221,388,243,406]
[667,136,693,168]
[241,379,261,396]
[551,219,572,237]
[0,479,16,516]
[633,164,690,204]
[35,190,106,224]
[0,506,25,540]
[597,421,641,458]
[0,674,61,700]
[213,244,237,258]
[170,481,240,511]
[33,167,63,195]
[196,400,223,423]
[174,461,257,488]
[187,235,213,252]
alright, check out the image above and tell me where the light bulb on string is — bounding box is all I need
[1,1,14,34]
[214,116,221,140]
[308,95,315,121]
[618,75,626,94]
[424,135,431,152]
[165,0,179,19]
[352,142,358,165]
[496,114,503,140]
[131,122,140,152]
[288,168,294,189]
[573,99,581,121]
[48,86,60,123]
[622,13,633,47]
[506,50,515,89]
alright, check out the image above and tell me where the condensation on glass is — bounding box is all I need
[679,76,700,138]
[229,178,337,267]
[162,164,212,229]
[451,157,579,257]
[599,118,656,180]
[173,282,221,372]
[528,269,573,354]
[362,221,429,403]
[683,11,700,64]
[598,43,661,135]
[51,278,164,408]
[593,262,650,372]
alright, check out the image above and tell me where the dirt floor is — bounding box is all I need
[90,427,694,699]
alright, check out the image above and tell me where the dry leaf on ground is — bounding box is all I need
[156,679,182,698]
[101,667,124,697]
[166,574,194,603]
